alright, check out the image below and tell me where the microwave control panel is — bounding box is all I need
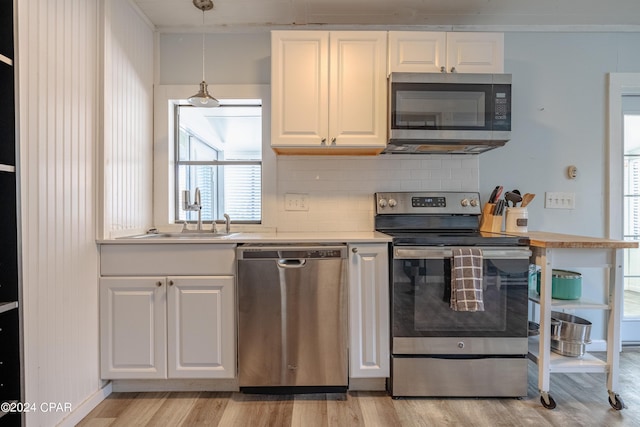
[492,85,511,129]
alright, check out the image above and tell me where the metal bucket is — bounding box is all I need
[550,339,586,357]
[550,311,592,357]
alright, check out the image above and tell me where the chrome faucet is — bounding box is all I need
[223,213,231,234]
[182,188,203,231]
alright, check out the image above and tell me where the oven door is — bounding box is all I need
[391,246,530,355]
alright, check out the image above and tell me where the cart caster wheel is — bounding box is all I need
[608,394,624,410]
[540,395,556,409]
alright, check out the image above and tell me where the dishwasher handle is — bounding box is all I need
[276,259,307,269]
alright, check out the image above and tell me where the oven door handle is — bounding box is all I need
[394,247,531,260]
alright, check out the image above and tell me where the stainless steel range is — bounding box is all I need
[375,191,531,398]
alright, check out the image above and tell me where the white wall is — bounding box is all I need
[102,0,155,238]
[276,155,479,232]
[17,0,154,424]
[17,1,105,425]
[480,32,640,236]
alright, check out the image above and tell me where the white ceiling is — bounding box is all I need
[133,0,640,33]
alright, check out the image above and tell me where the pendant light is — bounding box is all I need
[188,0,219,107]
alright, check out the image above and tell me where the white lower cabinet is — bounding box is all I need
[100,275,235,379]
[99,244,236,380]
[348,243,390,378]
[100,276,166,379]
[168,276,235,378]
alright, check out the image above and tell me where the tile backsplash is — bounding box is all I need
[276,155,479,232]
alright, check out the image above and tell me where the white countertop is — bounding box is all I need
[98,231,392,244]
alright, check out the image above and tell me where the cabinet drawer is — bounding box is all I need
[100,244,236,276]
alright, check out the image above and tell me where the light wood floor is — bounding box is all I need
[78,350,640,427]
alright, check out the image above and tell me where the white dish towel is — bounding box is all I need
[450,248,485,312]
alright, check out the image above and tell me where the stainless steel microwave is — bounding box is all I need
[385,73,512,154]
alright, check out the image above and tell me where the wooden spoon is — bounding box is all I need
[521,193,536,207]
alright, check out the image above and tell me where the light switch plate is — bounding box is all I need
[285,193,309,211]
[545,192,576,209]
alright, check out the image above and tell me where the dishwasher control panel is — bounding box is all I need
[237,245,346,260]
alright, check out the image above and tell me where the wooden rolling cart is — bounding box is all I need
[524,232,637,410]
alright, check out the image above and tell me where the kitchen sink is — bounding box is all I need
[120,232,239,240]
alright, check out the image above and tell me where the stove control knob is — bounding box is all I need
[461,198,470,207]
[378,199,388,208]
[470,199,479,207]
[388,198,397,208]
[458,341,465,349]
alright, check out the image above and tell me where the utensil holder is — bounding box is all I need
[505,207,528,233]
[479,203,503,233]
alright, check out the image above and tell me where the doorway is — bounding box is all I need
[608,74,640,344]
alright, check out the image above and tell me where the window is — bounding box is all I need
[624,105,640,319]
[175,101,262,223]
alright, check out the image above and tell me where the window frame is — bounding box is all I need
[153,84,276,232]
[174,104,263,224]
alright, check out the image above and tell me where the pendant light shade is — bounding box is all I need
[188,0,219,108]
[188,81,219,107]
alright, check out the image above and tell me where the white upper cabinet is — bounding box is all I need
[271,31,388,155]
[389,32,504,74]
[388,31,447,73]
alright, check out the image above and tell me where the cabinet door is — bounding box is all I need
[388,31,446,73]
[271,31,329,149]
[445,32,504,73]
[167,276,235,378]
[348,243,390,378]
[329,31,388,150]
[100,277,166,379]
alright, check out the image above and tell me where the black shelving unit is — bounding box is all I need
[0,0,21,425]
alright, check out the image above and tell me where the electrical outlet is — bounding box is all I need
[545,192,576,209]
[285,193,309,211]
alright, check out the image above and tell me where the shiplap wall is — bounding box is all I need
[17,0,153,424]
[17,0,102,425]
[103,0,154,238]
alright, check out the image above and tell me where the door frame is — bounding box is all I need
[607,73,640,343]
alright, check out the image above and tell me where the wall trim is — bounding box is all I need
[154,24,640,35]
[56,382,112,427]
[607,73,640,240]
[112,378,239,392]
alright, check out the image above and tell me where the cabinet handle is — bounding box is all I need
[352,247,358,253]
[169,280,174,286]
[440,66,446,73]
[156,281,162,287]
[450,66,457,73]
[321,138,327,145]
[331,137,336,145]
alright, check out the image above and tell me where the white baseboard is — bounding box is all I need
[112,377,387,393]
[56,382,113,427]
[112,378,239,392]
[586,339,608,352]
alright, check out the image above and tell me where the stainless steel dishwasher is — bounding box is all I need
[237,244,348,392]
